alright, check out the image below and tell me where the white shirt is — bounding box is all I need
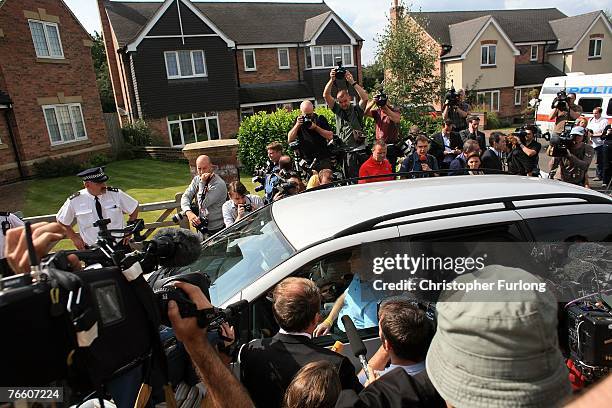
[56,188,138,245]
[0,212,24,259]
[442,133,452,152]
[221,194,265,227]
[588,116,608,147]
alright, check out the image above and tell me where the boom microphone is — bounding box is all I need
[149,228,202,267]
[341,315,370,380]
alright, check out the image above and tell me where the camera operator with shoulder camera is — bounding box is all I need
[548,92,582,136]
[511,125,542,176]
[222,181,264,227]
[324,67,369,178]
[181,155,228,239]
[365,88,401,170]
[442,87,470,132]
[549,126,594,186]
[3,222,253,408]
[288,100,334,171]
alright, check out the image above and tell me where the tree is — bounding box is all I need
[91,31,116,113]
[362,61,384,93]
[376,2,441,109]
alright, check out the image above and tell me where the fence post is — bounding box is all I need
[175,192,190,230]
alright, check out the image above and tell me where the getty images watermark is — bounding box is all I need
[369,253,547,294]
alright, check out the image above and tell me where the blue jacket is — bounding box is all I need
[449,154,467,176]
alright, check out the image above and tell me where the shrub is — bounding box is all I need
[33,157,87,178]
[122,119,153,146]
[88,153,110,168]
[485,112,502,130]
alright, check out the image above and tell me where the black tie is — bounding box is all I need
[94,196,103,220]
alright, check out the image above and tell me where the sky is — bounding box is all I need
[65,0,611,64]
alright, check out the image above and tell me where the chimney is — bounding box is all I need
[390,0,403,26]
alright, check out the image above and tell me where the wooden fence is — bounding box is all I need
[24,192,190,239]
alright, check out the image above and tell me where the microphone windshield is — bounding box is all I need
[152,228,201,267]
[341,315,367,357]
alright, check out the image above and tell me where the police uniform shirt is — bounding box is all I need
[56,188,139,245]
[0,212,24,260]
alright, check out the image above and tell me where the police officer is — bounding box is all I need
[56,167,139,249]
[1,211,24,276]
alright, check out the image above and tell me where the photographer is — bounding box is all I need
[181,155,228,239]
[548,92,582,135]
[273,175,305,201]
[508,125,541,176]
[442,88,470,132]
[1,211,24,276]
[288,100,334,171]
[365,91,401,170]
[399,135,439,178]
[324,68,369,178]
[222,181,264,227]
[549,126,594,186]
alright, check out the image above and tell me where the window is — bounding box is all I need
[42,103,87,145]
[514,88,522,106]
[588,38,602,58]
[525,214,612,242]
[243,49,256,71]
[164,50,207,79]
[308,45,353,68]
[167,112,219,146]
[304,47,312,69]
[277,48,290,69]
[28,20,64,59]
[240,107,254,122]
[477,90,500,112]
[530,45,538,62]
[577,98,603,114]
[607,99,612,116]
[480,45,496,66]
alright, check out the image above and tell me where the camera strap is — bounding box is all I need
[198,178,212,216]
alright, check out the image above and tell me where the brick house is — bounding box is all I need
[0,0,109,184]
[98,0,363,147]
[398,4,612,120]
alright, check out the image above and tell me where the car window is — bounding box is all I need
[174,206,295,305]
[525,214,612,242]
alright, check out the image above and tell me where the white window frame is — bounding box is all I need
[514,88,522,106]
[277,48,290,69]
[28,19,64,59]
[308,44,353,69]
[42,103,88,145]
[243,49,257,71]
[164,50,207,79]
[240,107,255,122]
[477,90,500,112]
[588,38,602,59]
[167,112,220,147]
[480,44,496,67]
[530,45,538,62]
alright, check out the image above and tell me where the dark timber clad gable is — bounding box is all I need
[179,1,214,35]
[148,1,181,36]
[315,19,351,45]
[133,37,238,117]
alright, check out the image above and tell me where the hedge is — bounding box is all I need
[237,106,442,174]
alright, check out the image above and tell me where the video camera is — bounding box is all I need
[172,209,209,235]
[374,86,388,108]
[548,123,575,157]
[445,80,459,107]
[551,89,569,111]
[289,140,319,179]
[0,220,246,393]
[252,160,275,193]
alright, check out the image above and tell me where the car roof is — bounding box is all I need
[271,175,611,250]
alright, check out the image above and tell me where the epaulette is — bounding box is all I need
[0,211,8,216]
[69,192,80,200]
[107,187,119,192]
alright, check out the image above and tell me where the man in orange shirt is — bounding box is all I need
[358,140,394,183]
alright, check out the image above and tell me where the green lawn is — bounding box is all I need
[24,158,258,250]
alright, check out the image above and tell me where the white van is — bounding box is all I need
[535,73,612,133]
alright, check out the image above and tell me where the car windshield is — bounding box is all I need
[176,206,295,305]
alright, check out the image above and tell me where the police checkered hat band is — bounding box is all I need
[77,167,109,182]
